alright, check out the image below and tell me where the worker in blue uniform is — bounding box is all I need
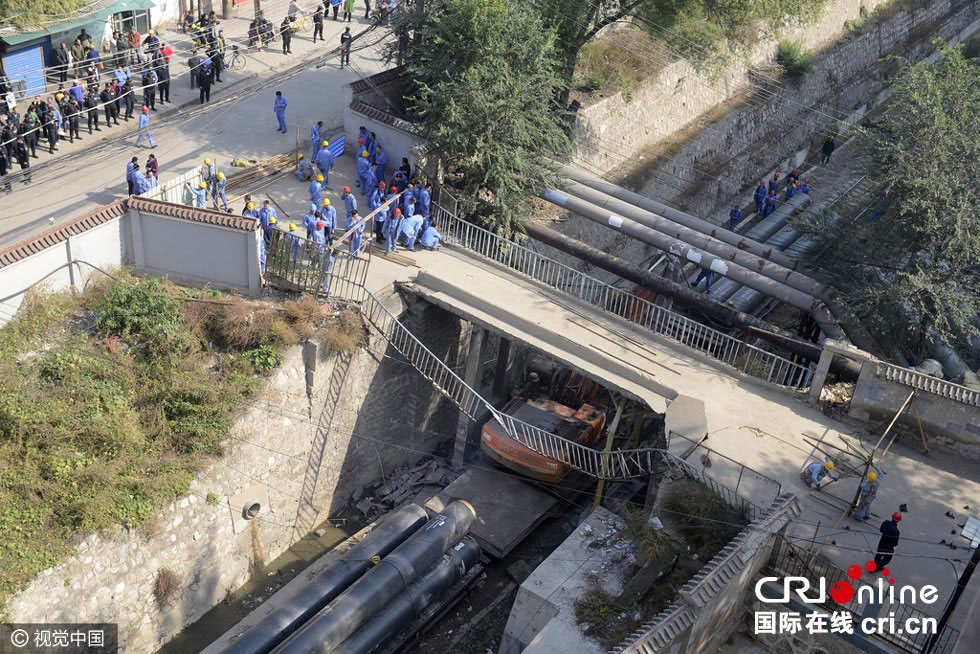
[342,186,357,221]
[310,121,323,160]
[693,267,713,293]
[315,143,333,183]
[321,198,337,245]
[347,210,364,256]
[274,91,288,133]
[356,149,371,194]
[373,145,388,182]
[309,175,324,206]
[213,172,230,210]
[187,180,208,208]
[385,207,402,254]
[420,222,444,250]
[728,206,742,230]
[303,203,318,240]
[753,179,767,215]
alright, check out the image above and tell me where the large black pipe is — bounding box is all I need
[272,500,477,654]
[333,537,482,654]
[219,504,429,654]
[525,223,861,379]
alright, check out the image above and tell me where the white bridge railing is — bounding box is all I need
[432,204,815,391]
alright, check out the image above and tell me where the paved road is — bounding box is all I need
[0,10,387,248]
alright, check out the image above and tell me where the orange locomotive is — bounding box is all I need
[480,398,606,484]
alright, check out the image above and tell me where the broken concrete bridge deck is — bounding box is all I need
[351,241,980,629]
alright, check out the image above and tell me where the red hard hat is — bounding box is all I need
[379,181,386,188]
[316,221,324,229]
[343,186,350,192]
[892,512,902,522]
[358,137,364,144]
[390,186,398,193]
[393,208,401,216]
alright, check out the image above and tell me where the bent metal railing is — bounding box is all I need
[363,288,667,480]
[431,204,815,391]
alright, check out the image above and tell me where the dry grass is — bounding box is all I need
[322,310,364,353]
[154,568,181,608]
[215,297,280,349]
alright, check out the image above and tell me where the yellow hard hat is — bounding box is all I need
[867,471,878,482]
[198,181,207,189]
[323,198,330,206]
[361,150,368,157]
[247,202,255,210]
[204,158,211,165]
[217,172,225,181]
[316,174,324,182]
[321,140,328,146]
[289,222,297,231]
[824,461,835,471]
[148,29,154,35]
[55,93,64,101]
[269,216,277,225]
[297,153,303,159]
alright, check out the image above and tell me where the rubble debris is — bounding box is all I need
[351,458,460,521]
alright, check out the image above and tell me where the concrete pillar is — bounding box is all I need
[453,325,487,467]
[492,337,512,402]
[808,348,837,404]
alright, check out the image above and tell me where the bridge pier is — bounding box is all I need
[492,338,513,402]
[453,325,489,467]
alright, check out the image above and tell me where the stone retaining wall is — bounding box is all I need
[5,291,466,653]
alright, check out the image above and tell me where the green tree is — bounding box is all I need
[393,0,570,235]
[0,1,92,29]
[797,43,980,357]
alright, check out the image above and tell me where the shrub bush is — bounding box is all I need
[775,39,814,80]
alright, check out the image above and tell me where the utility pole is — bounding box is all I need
[254,0,261,17]
[924,543,979,653]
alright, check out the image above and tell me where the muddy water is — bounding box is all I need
[156,521,348,654]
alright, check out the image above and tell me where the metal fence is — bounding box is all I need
[264,229,370,303]
[766,535,960,654]
[140,167,203,205]
[432,204,815,391]
[877,362,980,407]
[673,435,782,511]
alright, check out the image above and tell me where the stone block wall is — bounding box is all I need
[547,0,980,280]
[5,291,465,653]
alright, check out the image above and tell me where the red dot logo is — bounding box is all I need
[865,560,877,572]
[847,565,862,580]
[830,580,854,604]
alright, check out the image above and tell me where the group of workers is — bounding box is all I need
[246,123,445,283]
[183,157,231,210]
[800,459,903,572]
[731,168,813,231]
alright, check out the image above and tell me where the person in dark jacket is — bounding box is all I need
[53,43,70,83]
[14,137,30,183]
[197,64,212,104]
[122,79,135,119]
[821,136,836,165]
[83,90,100,133]
[155,55,170,103]
[313,6,324,42]
[281,17,293,55]
[66,98,81,141]
[100,84,119,125]
[188,50,202,89]
[874,512,902,570]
